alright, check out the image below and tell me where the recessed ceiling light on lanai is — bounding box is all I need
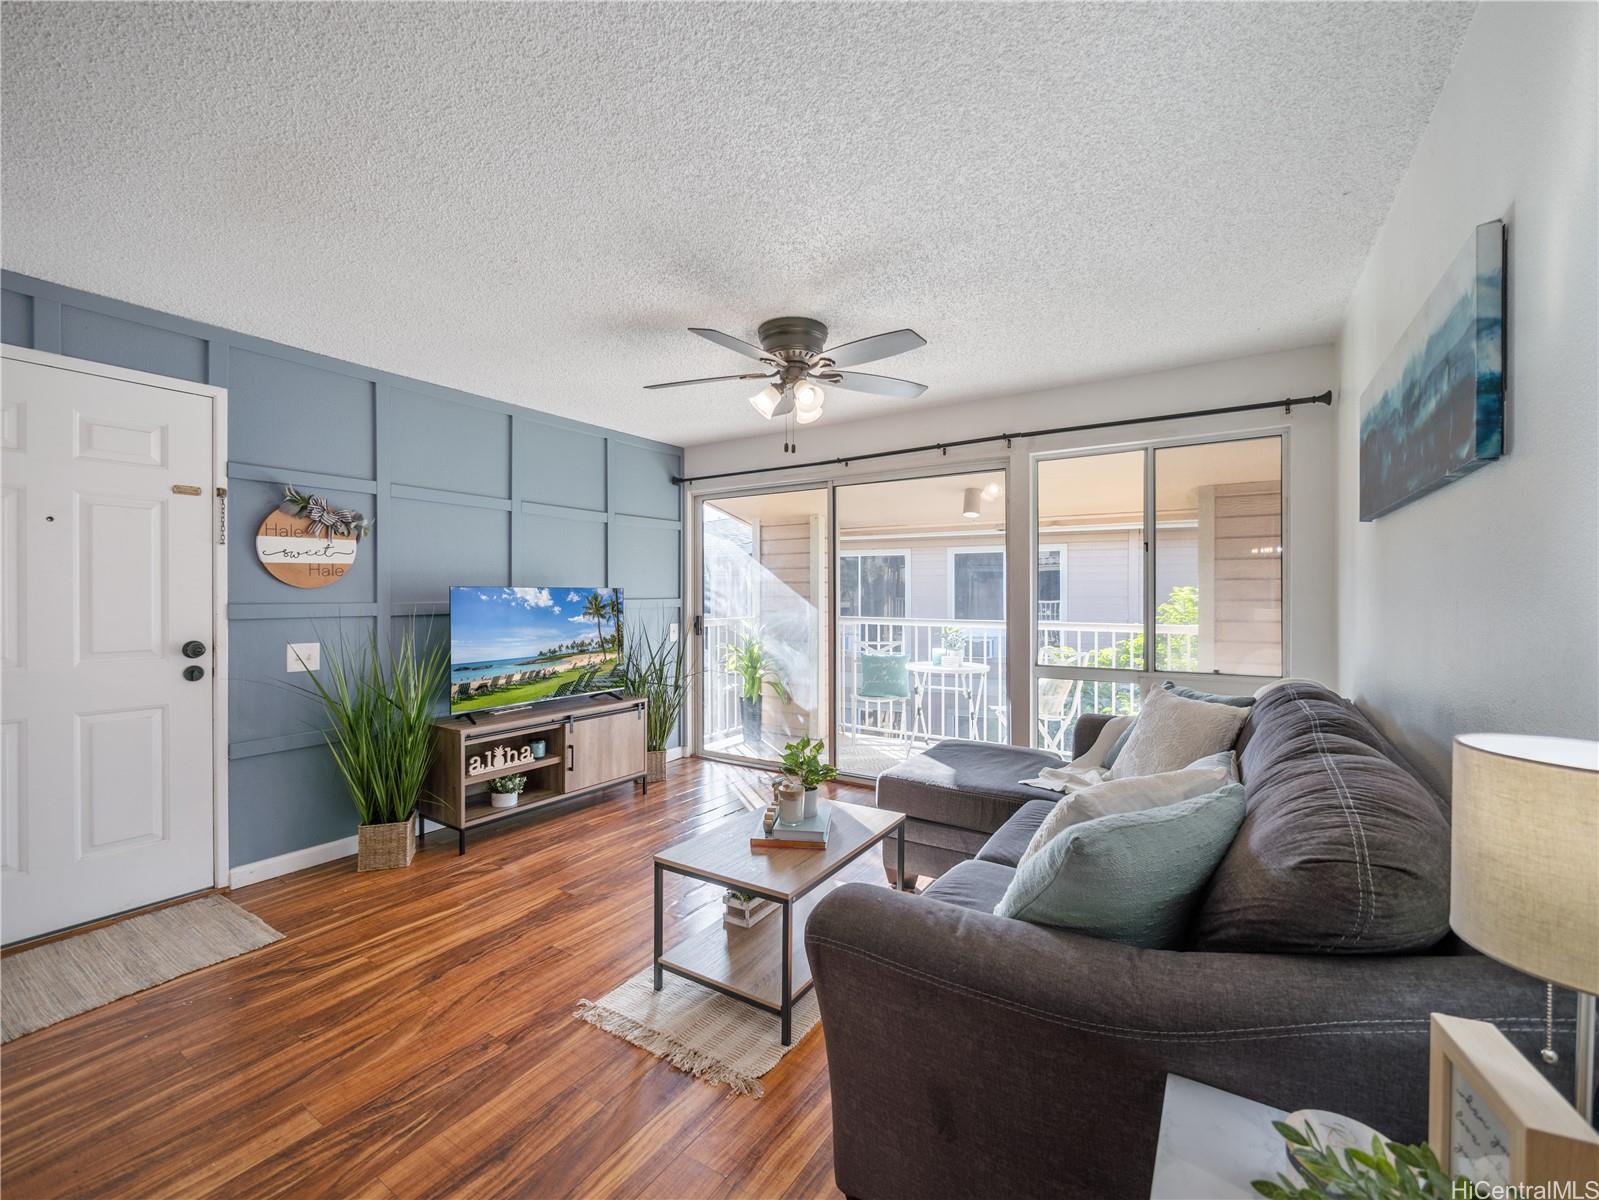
[645,317,927,427]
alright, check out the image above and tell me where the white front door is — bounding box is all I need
[2,351,221,944]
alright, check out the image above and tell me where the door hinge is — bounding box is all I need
[217,486,228,545]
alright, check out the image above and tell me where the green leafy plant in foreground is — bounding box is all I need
[780,737,838,791]
[1253,1120,1469,1200]
[297,622,447,826]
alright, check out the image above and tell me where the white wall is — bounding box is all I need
[1335,2,1599,793]
[686,343,1340,686]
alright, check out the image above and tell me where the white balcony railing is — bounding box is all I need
[702,613,1201,769]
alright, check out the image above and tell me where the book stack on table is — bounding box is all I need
[751,799,832,851]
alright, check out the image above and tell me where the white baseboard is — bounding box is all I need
[229,834,357,889]
[236,754,692,888]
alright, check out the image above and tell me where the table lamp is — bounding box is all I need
[1451,734,1599,1122]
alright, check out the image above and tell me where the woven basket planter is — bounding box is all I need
[357,814,416,871]
[646,750,668,784]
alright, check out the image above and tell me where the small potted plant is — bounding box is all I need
[488,773,526,809]
[941,625,967,667]
[780,736,838,818]
[299,621,447,871]
[721,628,788,747]
[1253,1118,1468,1198]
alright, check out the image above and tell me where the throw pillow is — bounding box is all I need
[1102,720,1137,768]
[994,783,1247,948]
[1072,714,1134,771]
[1110,685,1249,780]
[1162,681,1255,707]
[1016,751,1237,867]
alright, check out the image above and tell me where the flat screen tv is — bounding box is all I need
[449,586,623,715]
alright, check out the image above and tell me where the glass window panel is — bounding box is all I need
[700,491,829,764]
[1036,677,1141,758]
[1035,450,1145,670]
[1153,438,1282,676]
[952,550,1004,621]
[835,470,1007,776]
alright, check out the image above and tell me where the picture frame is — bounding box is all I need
[1429,1014,1599,1189]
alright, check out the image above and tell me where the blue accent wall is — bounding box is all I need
[2,271,684,867]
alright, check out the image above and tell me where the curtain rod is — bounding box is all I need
[672,391,1332,486]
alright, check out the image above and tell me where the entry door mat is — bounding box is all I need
[2,895,283,1042]
[576,968,820,1097]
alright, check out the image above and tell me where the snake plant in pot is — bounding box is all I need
[616,628,688,783]
[298,622,448,871]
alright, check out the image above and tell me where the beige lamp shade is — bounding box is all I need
[1451,734,1599,994]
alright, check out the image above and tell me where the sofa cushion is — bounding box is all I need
[975,799,1056,868]
[1162,680,1256,707]
[877,739,1066,835]
[1110,686,1249,779]
[922,858,1017,913]
[994,783,1247,948]
[1191,682,1452,954]
[1016,752,1239,868]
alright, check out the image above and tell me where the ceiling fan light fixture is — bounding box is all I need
[795,400,823,425]
[793,380,825,414]
[962,487,982,519]
[749,384,782,420]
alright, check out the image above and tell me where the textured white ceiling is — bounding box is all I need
[1,2,1472,447]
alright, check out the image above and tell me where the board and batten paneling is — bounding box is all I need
[1,271,684,868]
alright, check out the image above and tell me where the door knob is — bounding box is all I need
[182,640,207,659]
[183,665,205,682]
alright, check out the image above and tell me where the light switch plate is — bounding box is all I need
[669,622,679,642]
[287,642,320,673]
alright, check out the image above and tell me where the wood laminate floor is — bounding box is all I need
[1,757,878,1200]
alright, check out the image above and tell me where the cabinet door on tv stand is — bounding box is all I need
[567,707,646,791]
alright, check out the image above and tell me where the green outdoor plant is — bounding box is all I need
[615,628,687,752]
[488,773,527,794]
[941,626,967,654]
[297,622,448,827]
[780,737,838,791]
[721,629,789,705]
[1252,1120,1468,1200]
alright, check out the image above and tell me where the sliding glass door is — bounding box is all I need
[834,468,1008,777]
[1031,436,1283,755]
[698,488,829,764]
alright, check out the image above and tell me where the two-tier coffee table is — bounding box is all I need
[653,798,908,1045]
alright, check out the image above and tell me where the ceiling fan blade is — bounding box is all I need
[821,328,926,369]
[688,327,773,362]
[825,370,928,399]
[643,372,772,390]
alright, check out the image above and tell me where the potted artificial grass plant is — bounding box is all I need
[618,628,687,784]
[300,622,448,871]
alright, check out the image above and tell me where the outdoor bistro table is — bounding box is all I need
[908,660,991,741]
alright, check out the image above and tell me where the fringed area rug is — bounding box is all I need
[576,968,820,1097]
[2,895,283,1042]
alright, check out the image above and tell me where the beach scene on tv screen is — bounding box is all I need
[450,586,621,712]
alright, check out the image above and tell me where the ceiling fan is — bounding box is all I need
[645,317,927,425]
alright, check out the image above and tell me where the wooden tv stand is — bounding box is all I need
[419,694,648,854]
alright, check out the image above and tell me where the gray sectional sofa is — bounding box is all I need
[808,683,1572,1200]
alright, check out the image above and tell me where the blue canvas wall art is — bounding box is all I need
[1359,220,1505,521]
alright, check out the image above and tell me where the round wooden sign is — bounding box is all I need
[256,509,359,588]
